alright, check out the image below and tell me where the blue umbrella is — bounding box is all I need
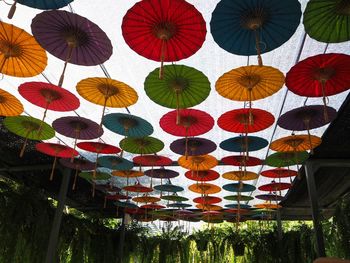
[8,0,74,19]
[103,113,153,137]
[210,0,301,65]
[220,136,268,152]
[224,204,251,209]
[98,155,134,170]
[223,183,256,192]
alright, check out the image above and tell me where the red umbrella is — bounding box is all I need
[217,108,275,133]
[193,196,222,205]
[121,0,206,79]
[104,193,131,208]
[221,155,262,166]
[286,53,350,121]
[133,155,172,167]
[261,168,298,179]
[140,204,166,210]
[18,82,80,125]
[258,182,292,192]
[185,170,220,182]
[123,183,153,193]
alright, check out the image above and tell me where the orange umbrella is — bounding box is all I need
[222,171,258,181]
[216,65,284,113]
[254,203,281,210]
[0,21,47,77]
[132,196,161,203]
[0,89,23,116]
[196,204,222,211]
[270,134,322,152]
[76,77,138,126]
[178,154,218,171]
[188,183,221,195]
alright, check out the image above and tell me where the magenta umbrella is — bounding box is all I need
[170,137,217,157]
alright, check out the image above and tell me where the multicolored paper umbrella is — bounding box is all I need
[97,156,134,171]
[18,82,80,124]
[304,0,350,43]
[76,77,138,126]
[285,53,350,121]
[178,155,218,171]
[270,134,322,153]
[261,168,298,179]
[36,142,78,180]
[193,196,222,205]
[0,89,23,116]
[220,136,268,153]
[31,10,112,86]
[222,171,258,181]
[196,204,222,211]
[221,155,262,167]
[52,116,103,155]
[141,204,166,210]
[223,183,256,192]
[210,0,301,65]
[224,195,254,202]
[0,21,47,77]
[103,113,153,138]
[123,183,153,193]
[168,203,192,209]
[121,0,206,78]
[188,183,221,195]
[7,0,74,19]
[4,116,55,157]
[258,182,291,192]
[265,151,309,167]
[144,64,210,123]
[184,170,220,182]
[119,136,164,155]
[225,204,251,210]
[170,137,217,157]
[216,66,285,113]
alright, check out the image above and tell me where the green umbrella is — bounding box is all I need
[79,171,111,181]
[4,115,55,157]
[304,0,350,43]
[119,136,164,154]
[144,64,210,124]
[224,195,254,202]
[265,151,309,167]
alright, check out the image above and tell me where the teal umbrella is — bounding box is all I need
[97,155,134,171]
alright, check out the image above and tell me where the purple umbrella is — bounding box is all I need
[170,137,217,158]
[144,168,179,188]
[277,105,337,153]
[31,10,113,86]
[60,157,96,190]
[255,194,283,202]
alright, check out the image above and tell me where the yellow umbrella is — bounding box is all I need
[76,77,138,126]
[0,21,47,77]
[178,154,218,171]
[0,89,23,116]
[222,171,258,181]
[270,134,322,153]
[216,65,284,114]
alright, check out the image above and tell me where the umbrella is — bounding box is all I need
[7,0,74,19]
[185,170,220,182]
[31,10,112,86]
[196,204,222,211]
[218,108,274,133]
[255,194,283,202]
[3,116,55,157]
[210,0,301,65]
[220,136,268,153]
[144,168,178,188]
[161,195,188,202]
[98,155,133,170]
[303,0,350,43]
[221,155,262,167]
[270,134,322,153]
[123,183,153,193]
[222,183,256,192]
[168,203,192,209]
[285,53,350,121]
[133,155,172,168]
[141,204,166,210]
[112,170,144,178]
[178,155,218,171]
[119,136,164,155]
[18,82,80,124]
[103,113,153,138]
[0,21,47,77]
[261,168,298,179]
[188,183,221,195]
[254,203,281,209]
[0,89,23,116]
[36,142,78,180]
[265,151,309,167]
[222,171,258,181]
[258,182,291,192]
[154,184,184,193]
[133,196,161,203]
[121,0,206,78]
[224,195,254,202]
[193,196,222,205]
[52,116,103,155]
[59,157,95,190]
[144,64,210,123]
[79,171,111,181]
[170,137,217,157]
[76,77,138,126]
[224,204,251,210]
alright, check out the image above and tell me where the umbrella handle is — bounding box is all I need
[159,39,166,79]
[321,81,329,122]
[49,156,58,181]
[100,98,108,129]
[19,134,29,158]
[254,30,263,66]
[58,46,73,87]
[72,169,78,190]
[176,91,181,125]
[7,0,16,19]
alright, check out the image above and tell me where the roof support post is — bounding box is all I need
[45,167,71,263]
[305,161,326,257]
[117,213,126,263]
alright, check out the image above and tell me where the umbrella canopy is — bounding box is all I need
[170,137,217,156]
[154,184,184,193]
[254,203,281,209]
[224,204,251,209]
[18,81,80,123]
[193,196,222,205]
[141,204,166,210]
[119,136,164,155]
[0,89,23,116]
[103,113,153,138]
[258,182,292,192]
[210,0,301,65]
[270,134,322,152]
[79,171,111,181]
[144,169,179,179]
[77,141,120,154]
[303,0,350,43]
[4,116,55,157]
[221,155,262,166]
[76,77,138,126]
[255,194,283,202]
[184,170,220,182]
[31,10,112,86]
[115,201,138,209]
[133,155,172,167]
[196,204,222,211]
[0,21,47,77]
[224,195,254,202]
[112,170,143,178]
[168,203,192,209]
[144,64,210,122]
[121,0,206,78]
[178,155,218,171]
[123,183,153,193]
[59,157,96,171]
[161,195,188,202]
[133,196,161,203]
[220,136,268,153]
[222,171,258,181]
[106,194,130,201]
[261,168,298,179]
[98,156,134,171]
[265,151,309,167]
[218,108,275,133]
[223,183,256,192]
[188,183,221,195]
